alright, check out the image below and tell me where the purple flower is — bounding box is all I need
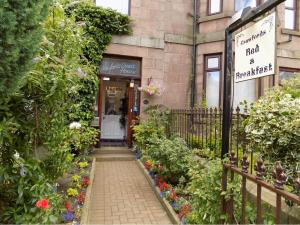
[62,211,75,221]
[172,202,178,210]
[19,163,26,177]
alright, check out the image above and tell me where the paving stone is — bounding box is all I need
[88,161,172,224]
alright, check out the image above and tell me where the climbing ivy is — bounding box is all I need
[65,2,132,66]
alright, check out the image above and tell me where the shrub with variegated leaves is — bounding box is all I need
[244,74,300,180]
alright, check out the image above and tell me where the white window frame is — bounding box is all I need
[204,54,222,108]
[95,0,131,15]
[207,0,222,15]
[284,0,297,30]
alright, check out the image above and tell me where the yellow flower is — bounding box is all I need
[72,175,80,182]
[76,182,82,189]
[78,161,88,169]
[67,188,78,197]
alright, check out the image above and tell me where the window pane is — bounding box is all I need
[235,0,256,11]
[233,80,256,108]
[206,71,220,107]
[207,57,219,69]
[210,0,221,14]
[96,0,129,14]
[279,71,297,81]
[285,0,295,8]
[285,9,295,29]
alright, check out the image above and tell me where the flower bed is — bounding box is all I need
[55,159,94,224]
[138,157,191,223]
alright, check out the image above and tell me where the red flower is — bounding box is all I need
[81,176,90,188]
[179,204,191,219]
[155,177,163,186]
[159,182,170,192]
[170,189,178,201]
[144,160,153,170]
[64,200,72,211]
[77,192,86,205]
[36,199,49,210]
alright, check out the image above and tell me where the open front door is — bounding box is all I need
[127,81,140,147]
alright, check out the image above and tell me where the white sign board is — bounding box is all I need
[234,12,276,83]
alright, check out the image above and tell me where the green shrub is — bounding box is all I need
[133,105,170,150]
[0,0,131,222]
[186,158,229,224]
[143,136,191,184]
[244,74,300,181]
[0,157,63,224]
[0,0,50,95]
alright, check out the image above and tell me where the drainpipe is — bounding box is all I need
[190,0,198,108]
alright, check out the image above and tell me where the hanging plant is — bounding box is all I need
[138,77,164,97]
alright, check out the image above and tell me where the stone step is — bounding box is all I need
[93,149,133,155]
[93,153,135,162]
[94,146,130,151]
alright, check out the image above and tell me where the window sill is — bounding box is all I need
[281,28,300,37]
[198,11,235,23]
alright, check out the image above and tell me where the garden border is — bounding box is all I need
[80,158,96,225]
[136,159,180,225]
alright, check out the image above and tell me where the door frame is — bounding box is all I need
[98,76,141,146]
[98,54,142,146]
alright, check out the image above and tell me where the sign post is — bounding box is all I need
[221,0,285,159]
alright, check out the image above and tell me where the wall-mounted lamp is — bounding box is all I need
[103,77,110,81]
[129,80,134,88]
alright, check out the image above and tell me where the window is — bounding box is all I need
[235,0,256,12]
[232,53,256,108]
[95,0,130,15]
[284,0,297,29]
[279,67,300,83]
[208,0,222,15]
[204,55,221,107]
[233,80,256,107]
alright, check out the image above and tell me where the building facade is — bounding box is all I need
[94,0,300,145]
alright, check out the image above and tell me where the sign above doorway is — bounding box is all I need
[234,12,276,83]
[100,57,141,78]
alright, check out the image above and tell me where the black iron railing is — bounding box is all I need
[168,107,251,168]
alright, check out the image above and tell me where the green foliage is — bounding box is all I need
[186,158,228,224]
[0,156,63,224]
[0,0,130,222]
[69,124,99,154]
[185,158,266,224]
[65,1,131,66]
[244,75,300,181]
[133,105,170,150]
[142,136,190,184]
[0,0,50,95]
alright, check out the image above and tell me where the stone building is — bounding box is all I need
[94,0,300,145]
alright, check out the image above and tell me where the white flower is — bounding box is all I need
[76,67,87,79]
[14,151,20,160]
[69,122,81,130]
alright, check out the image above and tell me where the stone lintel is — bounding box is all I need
[196,31,225,44]
[164,33,193,45]
[111,35,165,49]
[277,48,300,59]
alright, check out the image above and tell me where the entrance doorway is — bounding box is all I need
[101,80,128,141]
[98,78,140,147]
[96,56,141,147]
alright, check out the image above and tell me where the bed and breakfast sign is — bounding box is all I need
[234,12,276,83]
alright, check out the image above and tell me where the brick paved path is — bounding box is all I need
[88,161,172,224]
